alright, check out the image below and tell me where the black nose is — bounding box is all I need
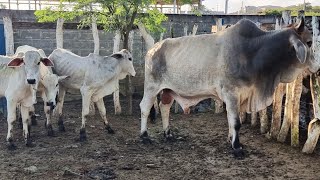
[27,79,36,84]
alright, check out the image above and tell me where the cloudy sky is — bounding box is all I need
[202,0,320,13]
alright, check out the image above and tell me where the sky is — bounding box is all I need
[202,0,320,13]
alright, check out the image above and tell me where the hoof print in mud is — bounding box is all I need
[79,128,87,142]
[26,140,35,148]
[105,125,115,134]
[233,148,245,159]
[7,142,17,151]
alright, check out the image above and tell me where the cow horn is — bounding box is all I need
[294,17,305,34]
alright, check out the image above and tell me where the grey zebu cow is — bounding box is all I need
[15,45,67,136]
[0,51,53,149]
[140,18,319,158]
[48,49,136,140]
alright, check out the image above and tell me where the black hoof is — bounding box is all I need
[164,129,176,142]
[26,139,35,147]
[105,125,115,134]
[7,139,16,151]
[31,115,37,126]
[79,128,87,142]
[233,148,245,159]
[58,119,65,132]
[47,124,54,137]
[140,131,152,144]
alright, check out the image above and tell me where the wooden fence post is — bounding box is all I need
[3,16,14,55]
[113,31,122,115]
[56,18,64,49]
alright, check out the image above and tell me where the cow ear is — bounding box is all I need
[58,75,68,82]
[290,36,307,64]
[7,58,24,67]
[41,58,54,67]
[294,17,305,34]
[111,53,123,59]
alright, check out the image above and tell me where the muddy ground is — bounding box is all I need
[0,96,320,180]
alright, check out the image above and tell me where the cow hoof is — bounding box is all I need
[140,131,152,144]
[31,115,37,126]
[47,124,54,137]
[233,148,245,159]
[58,120,65,132]
[79,128,87,142]
[7,141,16,151]
[105,125,115,134]
[26,139,35,148]
[164,130,176,142]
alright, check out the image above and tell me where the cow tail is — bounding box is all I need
[149,105,156,123]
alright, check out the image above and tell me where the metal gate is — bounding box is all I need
[0,23,7,117]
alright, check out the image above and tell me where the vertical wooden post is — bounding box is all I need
[56,18,64,49]
[113,31,122,115]
[278,83,293,142]
[271,83,285,138]
[302,16,320,153]
[3,16,14,55]
[126,31,134,115]
[260,109,268,133]
[251,112,258,127]
[214,18,225,114]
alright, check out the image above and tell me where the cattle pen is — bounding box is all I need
[0,7,320,180]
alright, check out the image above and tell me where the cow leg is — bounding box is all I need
[56,87,66,132]
[29,105,37,126]
[17,105,23,129]
[224,95,244,159]
[140,93,157,144]
[6,100,17,150]
[79,87,93,141]
[160,96,174,141]
[21,105,33,147]
[95,98,115,134]
[42,92,54,136]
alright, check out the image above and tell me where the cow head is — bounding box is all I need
[288,17,319,73]
[111,49,136,79]
[41,73,67,110]
[7,50,54,87]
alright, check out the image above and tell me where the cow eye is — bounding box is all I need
[56,84,58,87]
[307,41,312,47]
[128,57,132,61]
[37,62,40,65]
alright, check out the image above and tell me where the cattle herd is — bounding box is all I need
[0,17,318,159]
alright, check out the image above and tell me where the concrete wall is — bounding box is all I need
[2,10,308,95]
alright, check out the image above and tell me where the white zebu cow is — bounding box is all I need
[48,49,136,141]
[15,45,67,136]
[0,51,53,149]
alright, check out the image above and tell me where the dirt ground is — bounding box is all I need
[0,96,320,180]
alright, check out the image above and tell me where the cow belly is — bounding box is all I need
[162,89,215,113]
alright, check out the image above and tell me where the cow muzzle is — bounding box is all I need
[46,102,56,110]
[27,79,36,84]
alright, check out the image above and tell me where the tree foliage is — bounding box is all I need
[35,0,170,49]
[261,3,320,16]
